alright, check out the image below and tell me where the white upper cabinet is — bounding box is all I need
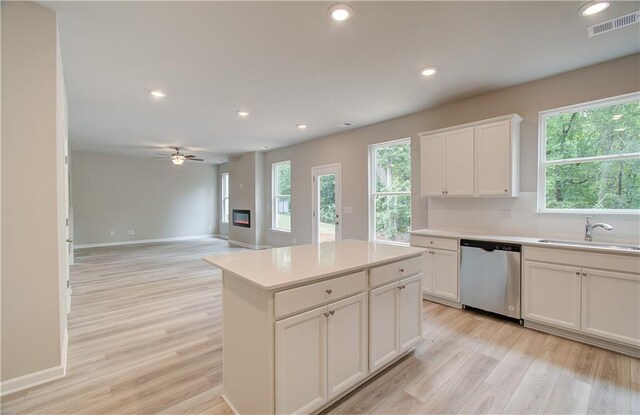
[419,114,521,198]
[475,120,519,196]
[445,127,475,196]
[420,132,446,196]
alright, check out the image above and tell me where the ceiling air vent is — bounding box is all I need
[588,10,640,37]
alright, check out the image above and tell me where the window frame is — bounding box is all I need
[368,137,412,246]
[271,160,292,233]
[221,172,229,223]
[537,92,640,215]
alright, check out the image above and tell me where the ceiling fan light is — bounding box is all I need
[171,155,185,165]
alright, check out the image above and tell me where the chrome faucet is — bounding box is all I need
[584,216,613,242]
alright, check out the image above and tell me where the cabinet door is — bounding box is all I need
[475,120,511,195]
[522,261,581,330]
[420,133,446,196]
[445,127,475,196]
[582,269,640,346]
[422,252,434,295]
[327,293,367,399]
[276,306,328,415]
[369,282,399,371]
[398,275,423,352]
[432,249,459,300]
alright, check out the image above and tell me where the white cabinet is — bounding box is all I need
[419,114,521,198]
[523,261,582,330]
[369,274,422,372]
[420,133,446,196]
[475,120,519,196]
[414,235,459,305]
[327,293,368,399]
[276,293,368,415]
[420,128,474,197]
[276,306,328,415]
[581,269,640,346]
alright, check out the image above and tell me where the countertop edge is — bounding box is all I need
[203,249,426,291]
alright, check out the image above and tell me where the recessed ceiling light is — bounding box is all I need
[612,114,623,120]
[150,89,167,99]
[297,124,308,129]
[328,3,353,21]
[579,1,610,16]
[614,127,626,132]
[420,66,438,77]
[260,146,269,150]
[237,110,250,117]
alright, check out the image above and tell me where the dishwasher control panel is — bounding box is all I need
[460,239,521,252]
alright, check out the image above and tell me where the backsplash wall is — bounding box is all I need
[427,192,640,245]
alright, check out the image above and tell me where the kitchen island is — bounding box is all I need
[204,239,426,415]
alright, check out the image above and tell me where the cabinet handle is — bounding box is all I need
[397,286,403,290]
[575,272,580,275]
[429,241,433,244]
[441,190,445,194]
[402,285,406,289]
[504,189,508,192]
[324,312,330,318]
[329,310,335,315]
[582,272,587,276]
[326,289,332,295]
[399,268,405,273]
[445,190,449,194]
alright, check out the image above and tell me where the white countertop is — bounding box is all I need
[203,239,426,290]
[410,228,640,255]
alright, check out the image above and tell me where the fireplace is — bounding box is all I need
[232,209,251,228]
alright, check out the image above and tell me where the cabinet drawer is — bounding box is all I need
[410,235,458,251]
[275,271,366,319]
[369,256,423,288]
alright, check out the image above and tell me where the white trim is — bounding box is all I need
[0,363,65,397]
[228,239,272,250]
[537,91,640,214]
[214,234,229,240]
[221,172,230,223]
[74,234,217,249]
[222,394,240,415]
[311,163,342,243]
[368,138,412,244]
[62,329,69,375]
[418,113,523,137]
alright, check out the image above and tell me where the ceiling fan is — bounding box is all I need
[152,147,204,165]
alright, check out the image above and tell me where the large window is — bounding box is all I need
[369,139,411,244]
[538,93,639,213]
[272,161,291,232]
[221,172,229,223]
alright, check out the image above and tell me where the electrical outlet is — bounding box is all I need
[126,230,135,236]
[110,230,115,236]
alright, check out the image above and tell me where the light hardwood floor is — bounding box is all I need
[2,239,639,414]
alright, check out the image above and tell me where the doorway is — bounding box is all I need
[311,163,342,243]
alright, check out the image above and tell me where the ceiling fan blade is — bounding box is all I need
[184,155,197,158]
[156,152,171,156]
[151,156,169,159]
[186,158,204,162]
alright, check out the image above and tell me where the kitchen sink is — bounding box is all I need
[537,239,640,252]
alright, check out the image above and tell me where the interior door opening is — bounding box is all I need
[312,164,342,243]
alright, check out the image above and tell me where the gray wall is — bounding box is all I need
[71,152,218,245]
[1,1,64,382]
[262,53,640,248]
[228,152,265,247]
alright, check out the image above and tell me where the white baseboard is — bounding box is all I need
[228,239,271,250]
[0,330,69,397]
[0,364,64,397]
[214,234,229,240]
[74,234,218,249]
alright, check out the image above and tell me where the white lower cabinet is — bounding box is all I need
[276,306,328,415]
[369,274,422,372]
[423,249,458,301]
[582,269,640,346]
[327,293,368,399]
[276,293,367,415]
[523,261,582,330]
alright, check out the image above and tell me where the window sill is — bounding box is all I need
[270,228,291,234]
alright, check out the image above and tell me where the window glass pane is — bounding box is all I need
[275,196,291,230]
[318,174,336,242]
[545,100,640,161]
[374,194,411,243]
[275,162,291,196]
[223,198,229,222]
[374,143,411,192]
[545,159,640,210]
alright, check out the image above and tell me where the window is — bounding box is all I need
[369,139,411,244]
[221,172,229,223]
[272,161,291,232]
[538,92,640,213]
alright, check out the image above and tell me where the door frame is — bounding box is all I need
[311,163,342,243]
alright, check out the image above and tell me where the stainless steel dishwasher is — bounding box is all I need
[460,239,522,319]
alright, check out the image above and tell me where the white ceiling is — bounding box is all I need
[47,1,640,163]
